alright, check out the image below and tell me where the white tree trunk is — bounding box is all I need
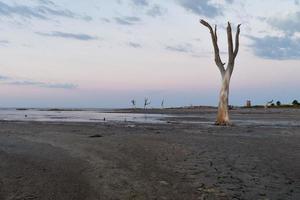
[216,71,231,125]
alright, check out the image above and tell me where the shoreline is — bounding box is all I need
[0,107,300,126]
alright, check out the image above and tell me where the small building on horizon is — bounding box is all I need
[246,100,251,108]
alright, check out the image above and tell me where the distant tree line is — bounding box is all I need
[271,100,299,107]
[248,99,300,108]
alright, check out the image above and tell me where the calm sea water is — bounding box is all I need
[0,108,167,123]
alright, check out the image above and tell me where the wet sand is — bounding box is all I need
[0,108,299,199]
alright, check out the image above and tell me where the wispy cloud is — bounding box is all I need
[128,42,142,48]
[9,81,77,89]
[131,0,148,7]
[114,16,141,25]
[267,11,300,35]
[101,18,111,23]
[176,0,221,18]
[0,75,10,80]
[0,75,77,89]
[165,43,194,54]
[147,5,165,17]
[36,31,98,41]
[248,35,300,60]
[130,0,166,18]
[0,40,9,46]
[0,1,91,21]
[37,0,56,6]
[249,10,300,60]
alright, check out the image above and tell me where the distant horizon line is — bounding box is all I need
[0,103,299,110]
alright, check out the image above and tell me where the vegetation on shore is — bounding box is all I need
[245,99,300,109]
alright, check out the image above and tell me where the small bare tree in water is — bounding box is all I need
[131,99,136,108]
[200,19,241,125]
[161,99,165,109]
[144,98,151,109]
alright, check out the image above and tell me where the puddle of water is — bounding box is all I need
[0,108,169,124]
[0,108,299,127]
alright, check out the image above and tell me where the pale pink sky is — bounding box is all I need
[0,0,299,108]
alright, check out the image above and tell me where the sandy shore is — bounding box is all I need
[0,108,299,199]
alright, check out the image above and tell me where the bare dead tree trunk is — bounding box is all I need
[144,98,151,110]
[200,20,241,125]
[216,70,230,124]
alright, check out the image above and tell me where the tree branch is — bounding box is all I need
[200,19,225,76]
[214,25,218,42]
[233,24,241,59]
[227,22,234,65]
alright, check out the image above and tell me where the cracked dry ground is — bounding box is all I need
[0,120,299,200]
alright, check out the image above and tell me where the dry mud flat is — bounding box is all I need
[0,108,299,200]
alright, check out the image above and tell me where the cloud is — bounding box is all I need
[36,31,98,41]
[0,1,91,21]
[131,0,166,18]
[268,11,300,34]
[9,81,77,89]
[0,75,77,89]
[37,0,56,6]
[0,40,9,46]
[147,5,165,17]
[165,43,194,53]
[128,42,142,48]
[101,18,111,23]
[114,16,141,25]
[248,35,300,60]
[117,1,166,19]
[176,0,221,18]
[0,75,10,80]
[131,0,148,7]
[251,10,300,60]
